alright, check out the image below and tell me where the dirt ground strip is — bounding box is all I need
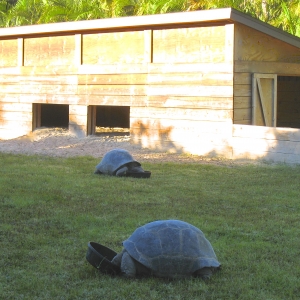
[0,128,259,166]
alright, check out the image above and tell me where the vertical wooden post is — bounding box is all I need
[72,34,88,136]
[87,105,96,135]
[75,34,82,66]
[144,30,153,63]
[69,105,89,137]
[18,38,24,66]
[32,103,41,130]
[225,24,234,64]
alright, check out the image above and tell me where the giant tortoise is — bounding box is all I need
[94,149,151,178]
[111,220,221,279]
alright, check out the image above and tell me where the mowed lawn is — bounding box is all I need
[1,153,299,300]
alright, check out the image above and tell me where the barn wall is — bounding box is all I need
[0,24,234,157]
[2,15,300,163]
[24,36,76,66]
[82,31,145,64]
[234,61,300,125]
[0,39,18,66]
[233,23,300,125]
[131,24,234,155]
[232,24,300,163]
[232,124,300,164]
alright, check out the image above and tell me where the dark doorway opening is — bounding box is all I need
[88,105,130,136]
[32,103,69,130]
[41,104,69,128]
[277,76,300,128]
[96,105,129,128]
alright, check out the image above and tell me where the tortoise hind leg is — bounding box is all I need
[194,267,214,280]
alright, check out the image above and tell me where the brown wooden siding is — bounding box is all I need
[233,23,300,125]
[233,61,300,125]
[1,9,300,162]
[0,39,18,67]
[24,36,76,66]
[232,124,300,163]
[82,31,145,64]
[234,23,300,63]
[233,71,252,124]
[0,25,234,155]
[152,26,227,63]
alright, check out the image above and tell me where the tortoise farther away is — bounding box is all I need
[111,220,221,279]
[94,149,151,178]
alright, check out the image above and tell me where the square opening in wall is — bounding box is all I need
[277,76,300,128]
[88,105,130,136]
[33,103,69,130]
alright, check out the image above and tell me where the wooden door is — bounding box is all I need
[252,74,277,126]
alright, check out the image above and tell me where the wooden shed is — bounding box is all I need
[1,8,300,163]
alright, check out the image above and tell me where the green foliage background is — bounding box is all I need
[0,0,299,37]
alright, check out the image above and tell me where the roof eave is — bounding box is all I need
[0,8,233,38]
[0,7,299,49]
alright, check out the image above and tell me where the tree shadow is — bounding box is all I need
[131,120,184,154]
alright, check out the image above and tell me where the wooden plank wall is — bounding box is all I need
[232,24,300,163]
[0,39,18,67]
[232,124,300,164]
[24,36,76,66]
[133,25,234,155]
[0,24,234,158]
[1,19,300,163]
[131,63,233,155]
[233,23,300,125]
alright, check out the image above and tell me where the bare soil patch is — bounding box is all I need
[0,128,255,166]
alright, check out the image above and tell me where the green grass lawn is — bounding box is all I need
[1,153,300,299]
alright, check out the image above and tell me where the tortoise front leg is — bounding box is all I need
[116,166,128,176]
[121,251,137,277]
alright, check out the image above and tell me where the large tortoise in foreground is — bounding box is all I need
[94,149,151,178]
[111,220,221,279]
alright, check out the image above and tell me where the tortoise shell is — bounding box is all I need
[95,149,141,176]
[123,220,220,278]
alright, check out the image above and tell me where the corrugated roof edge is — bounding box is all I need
[0,7,299,48]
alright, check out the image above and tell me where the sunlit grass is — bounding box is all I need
[1,153,300,299]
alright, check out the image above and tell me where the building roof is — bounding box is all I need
[0,8,300,48]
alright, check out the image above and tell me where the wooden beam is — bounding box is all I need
[0,66,78,75]
[131,107,232,122]
[74,34,82,66]
[225,24,234,63]
[87,105,96,135]
[235,61,300,76]
[144,30,153,63]
[0,8,298,49]
[18,38,24,66]
[32,103,41,130]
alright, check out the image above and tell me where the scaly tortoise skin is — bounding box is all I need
[111,220,221,279]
